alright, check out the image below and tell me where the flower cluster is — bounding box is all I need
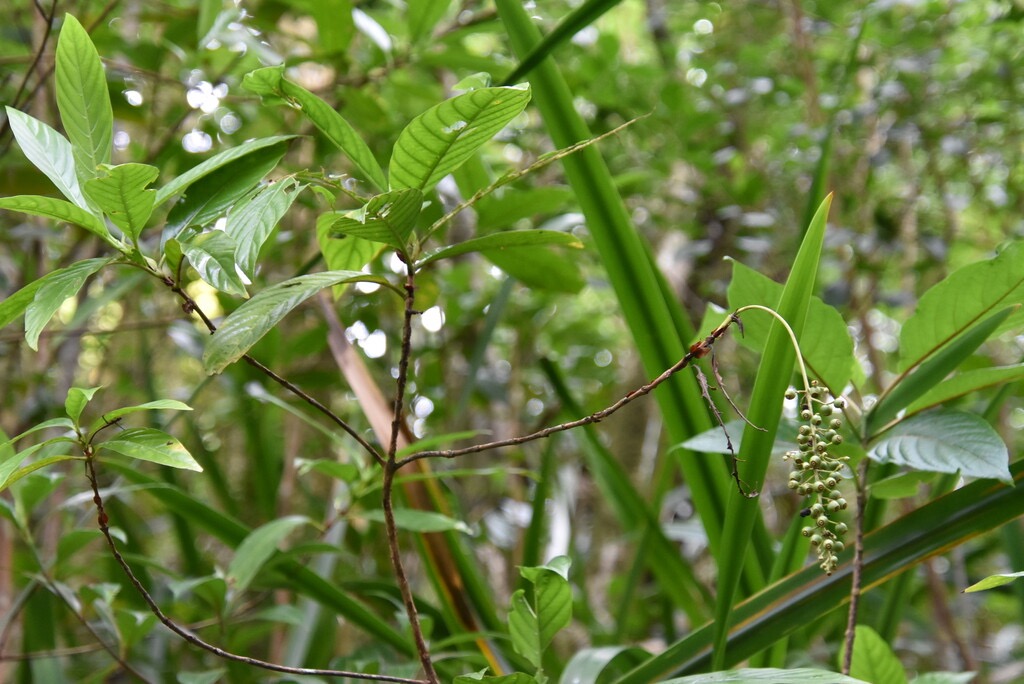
[783,382,849,575]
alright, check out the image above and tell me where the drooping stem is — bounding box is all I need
[733,304,815,411]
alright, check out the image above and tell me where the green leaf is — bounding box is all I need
[475,186,575,232]
[224,178,301,279]
[177,670,228,684]
[509,557,572,673]
[25,257,112,351]
[65,386,101,425]
[963,571,1024,593]
[485,243,585,293]
[155,135,297,206]
[227,515,312,597]
[407,0,451,43]
[661,669,870,684]
[164,142,289,238]
[910,674,977,684]
[0,418,76,451]
[867,307,1015,435]
[316,212,381,280]
[562,647,649,684]
[0,195,117,249]
[5,107,92,210]
[242,66,387,192]
[900,241,1024,372]
[327,188,424,252]
[97,427,202,472]
[454,673,536,684]
[55,14,113,183]
[176,230,248,298]
[2,454,83,492]
[87,400,192,436]
[416,230,582,267]
[203,270,397,374]
[358,508,473,534]
[845,625,908,684]
[904,364,1024,416]
[83,163,159,241]
[869,410,1011,483]
[0,279,45,330]
[727,258,854,393]
[389,85,531,192]
[869,471,936,500]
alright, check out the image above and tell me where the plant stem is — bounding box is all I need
[383,271,439,684]
[842,457,869,674]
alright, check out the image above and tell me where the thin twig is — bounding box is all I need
[693,364,756,498]
[161,275,385,466]
[397,311,742,468]
[842,457,869,675]
[82,453,426,684]
[383,272,439,684]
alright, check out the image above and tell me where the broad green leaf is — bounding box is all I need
[869,471,936,500]
[65,386,100,425]
[227,515,312,597]
[83,163,159,241]
[176,230,248,298]
[867,307,1015,435]
[0,279,45,330]
[97,427,202,471]
[5,107,91,210]
[164,142,289,239]
[0,195,118,249]
[327,188,424,252]
[358,508,473,534]
[224,178,301,278]
[2,454,82,492]
[242,66,387,191]
[844,625,907,684]
[475,186,575,232]
[509,557,572,673]
[416,230,582,267]
[55,14,113,183]
[963,571,1024,593]
[316,213,382,293]
[509,590,542,670]
[88,400,192,436]
[661,670,869,684]
[900,241,1024,372]
[0,439,78,492]
[679,420,799,456]
[389,85,531,192]
[25,257,112,351]
[485,244,585,293]
[904,364,1024,416]
[155,135,297,206]
[869,410,1011,483]
[203,270,397,374]
[727,258,854,393]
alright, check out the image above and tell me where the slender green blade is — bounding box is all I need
[25,257,112,351]
[711,195,833,667]
[327,188,424,251]
[224,178,301,279]
[416,230,582,267]
[97,427,202,471]
[54,14,113,183]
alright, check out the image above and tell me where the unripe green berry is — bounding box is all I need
[810,503,824,516]
[823,538,834,550]
[798,483,812,495]
[811,414,823,425]
[801,409,813,420]
[785,389,797,400]
[829,490,842,500]
[802,527,814,537]
[825,477,838,488]
[838,498,848,509]
[815,442,828,453]
[830,419,842,430]
[833,541,845,553]
[827,500,842,513]
[834,398,846,409]
[788,479,800,490]
[810,534,823,546]
[819,405,833,417]
[798,425,812,436]
[816,481,828,493]
[816,515,829,528]
[831,434,844,444]
[809,455,822,468]
[835,522,848,535]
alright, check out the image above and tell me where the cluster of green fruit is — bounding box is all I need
[783,382,849,575]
